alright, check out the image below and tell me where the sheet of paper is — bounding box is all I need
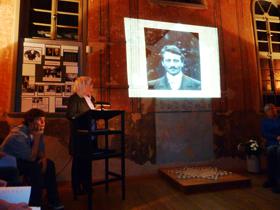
[66,66,78,73]
[49,97,55,113]
[0,186,31,203]
[44,60,60,66]
[22,64,36,76]
[21,97,32,112]
[61,45,79,51]
[30,207,41,210]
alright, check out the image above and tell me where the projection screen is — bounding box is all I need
[124,17,221,98]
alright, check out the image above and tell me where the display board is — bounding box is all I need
[20,39,81,113]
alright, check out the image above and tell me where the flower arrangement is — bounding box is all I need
[237,139,262,157]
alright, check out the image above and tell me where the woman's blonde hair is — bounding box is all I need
[72,76,93,97]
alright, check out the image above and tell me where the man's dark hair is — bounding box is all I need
[160,45,185,61]
[23,108,45,125]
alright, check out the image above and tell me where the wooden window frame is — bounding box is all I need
[152,0,207,9]
[252,0,280,107]
[29,0,83,41]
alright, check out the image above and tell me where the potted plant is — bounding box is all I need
[237,139,262,173]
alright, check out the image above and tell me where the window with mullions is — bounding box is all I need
[27,0,81,41]
[253,0,280,106]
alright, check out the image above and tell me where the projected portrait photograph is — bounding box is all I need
[145,28,201,90]
[124,18,221,98]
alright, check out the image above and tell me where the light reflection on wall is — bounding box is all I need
[275,62,280,92]
[0,0,18,113]
[0,1,17,49]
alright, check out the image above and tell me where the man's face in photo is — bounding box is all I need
[161,51,184,76]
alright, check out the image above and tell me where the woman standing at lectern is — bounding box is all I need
[66,76,96,198]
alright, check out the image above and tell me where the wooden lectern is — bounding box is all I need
[73,109,125,210]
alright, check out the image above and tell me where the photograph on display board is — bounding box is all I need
[64,84,72,96]
[55,86,64,95]
[45,45,61,60]
[42,65,62,82]
[23,47,42,64]
[22,76,35,95]
[45,85,56,95]
[55,97,68,112]
[36,85,45,95]
[65,73,77,82]
[32,97,49,112]
[63,49,79,66]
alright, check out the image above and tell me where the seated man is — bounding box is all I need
[261,103,280,193]
[0,108,64,209]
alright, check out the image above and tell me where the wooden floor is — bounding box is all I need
[58,173,280,210]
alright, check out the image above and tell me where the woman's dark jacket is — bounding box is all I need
[66,93,96,156]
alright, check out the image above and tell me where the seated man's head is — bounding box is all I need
[23,108,46,132]
[160,45,185,76]
[264,103,277,118]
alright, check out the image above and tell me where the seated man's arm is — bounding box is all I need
[261,128,278,141]
[261,120,280,145]
[2,134,39,162]
[2,135,32,161]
